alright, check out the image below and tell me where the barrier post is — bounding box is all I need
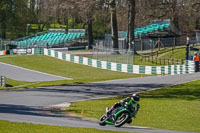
[0,76,6,87]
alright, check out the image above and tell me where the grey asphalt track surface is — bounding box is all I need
[0,72,200,133]
[0,62,71,81]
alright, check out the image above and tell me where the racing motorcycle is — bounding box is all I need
[99,104,136,127]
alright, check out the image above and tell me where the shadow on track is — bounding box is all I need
[19,83,172,96]
[0,104,59,117]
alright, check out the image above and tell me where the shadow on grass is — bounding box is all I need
[6,84,13,87]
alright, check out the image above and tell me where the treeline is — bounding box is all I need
[0,0,200,47]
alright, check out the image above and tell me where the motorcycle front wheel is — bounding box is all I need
[99,114,107,126]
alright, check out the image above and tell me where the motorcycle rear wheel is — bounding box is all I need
[115,112,129,127]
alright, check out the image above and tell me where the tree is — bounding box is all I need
[127,0,136,53]
[189,0,200,30]
[75,0,97,49]
[109,0,119,50]
[50,0,104,49]
[0,0,29,38]
[34,0,57,31]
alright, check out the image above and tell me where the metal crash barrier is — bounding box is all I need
[0,76,6,87]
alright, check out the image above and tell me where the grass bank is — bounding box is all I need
[68,80,200,132]
[0,120,129,133]
[0,55,140,89]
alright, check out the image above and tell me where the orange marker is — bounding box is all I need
[81,109,84,115]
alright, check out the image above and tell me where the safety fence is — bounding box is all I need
[42,48,195,75]
[140,56,185,65]
[93,46,134,65]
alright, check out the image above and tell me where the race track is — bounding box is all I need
[0,71,199,133]
[0,62,71,81]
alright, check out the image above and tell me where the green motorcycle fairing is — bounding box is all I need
[105,120,114,125]
[105,107,133,125]
[104,99,138,125]
[114,108,132,118]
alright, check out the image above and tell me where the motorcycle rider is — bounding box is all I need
[106,93,140,118]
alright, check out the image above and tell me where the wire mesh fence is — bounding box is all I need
[93,45,134,65]
[93,38,190,65]
[102,36,187,51]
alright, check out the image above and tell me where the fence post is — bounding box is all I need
[156,57,157,64]
[0,76,6,87]
[164,57,165,65]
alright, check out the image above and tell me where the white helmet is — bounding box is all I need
[132,93,140,102]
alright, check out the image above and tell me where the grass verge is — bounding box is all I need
[0,55,140,89]
[68,80,200,132]
[0,120,129,133]
[0,78,36,90]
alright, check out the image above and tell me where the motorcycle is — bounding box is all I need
[99,104,136,127]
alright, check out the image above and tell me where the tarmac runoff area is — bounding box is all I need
[0,62,72,82]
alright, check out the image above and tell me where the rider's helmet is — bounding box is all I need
[132,93,140,102]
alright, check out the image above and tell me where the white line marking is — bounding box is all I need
[0,62,72,80]
[51,102,71,108]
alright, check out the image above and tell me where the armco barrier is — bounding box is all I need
[42,48,195,75]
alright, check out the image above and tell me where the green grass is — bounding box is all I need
[68,80,200,132]
[163,47,186,60]
[0,120,129,133]
[0,55,139,89]
[139,47,175,57]
[137,47,187,66]
[0,78,34,90]
[6,78,32,87]
[134,55,160,66]
[136,46,197,65]
[139,45,200,64]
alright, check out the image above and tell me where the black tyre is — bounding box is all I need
[99,115,107,126]
[114,112,129,127]
[126,118,132,124]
